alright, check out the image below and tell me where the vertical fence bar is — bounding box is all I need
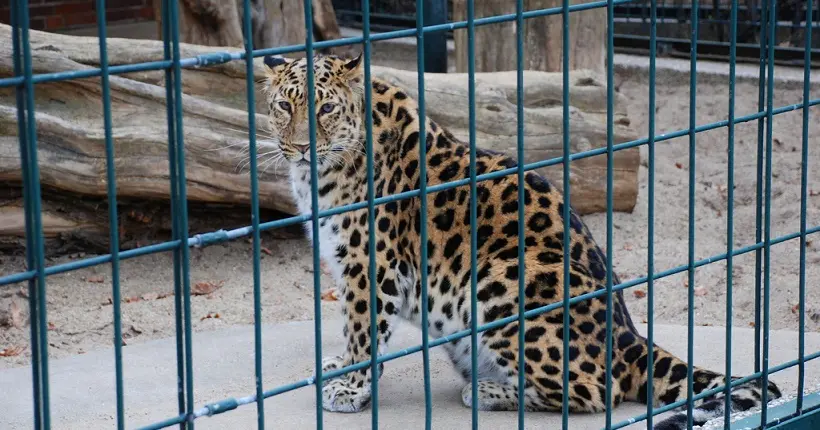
[422,0,447,73]
[796,0,813,415]
[605,0,615,426]
[94,2,125,428]
[685,0,699,427]
[18,0,52,426]
[362,0,388,427]
[760,0,777,425]
[300,1,324,427]
[167,0,195,423]
[514,0,526,427]
[241,0,265,427]
[160,0,187,422]
[724,0,737,428]
[560,0,571,428]
[752,0,769,374]
[645,0,657,426]
[414,1,434,427]
[466,0,479,427]
[10,1,43,427]
[661,0,666,24]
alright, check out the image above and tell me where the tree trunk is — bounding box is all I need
[0,24,637,256]
[152,0,349,54]
[452,0,605,75]
[153,0,249,48]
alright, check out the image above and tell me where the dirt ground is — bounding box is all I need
[1,61,819,370]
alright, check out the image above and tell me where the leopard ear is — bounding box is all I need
[340,52,363,83]
[263,55,291,78]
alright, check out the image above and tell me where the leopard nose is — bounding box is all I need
[293,143,310,154]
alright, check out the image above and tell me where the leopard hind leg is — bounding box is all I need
[461,378,616,413]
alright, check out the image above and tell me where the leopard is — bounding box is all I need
[259,52,781,429]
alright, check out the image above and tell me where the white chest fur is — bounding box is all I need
[289,168,348,287]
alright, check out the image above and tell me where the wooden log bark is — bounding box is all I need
[312,0,356,57]
[152,0,249,48]
[0,188,304,256]
[152,0,305,49]
[452,0,605,76]
[152,0,349,55]
[0,24,637,255]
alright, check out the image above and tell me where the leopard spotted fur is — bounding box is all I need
[259,53,781,429]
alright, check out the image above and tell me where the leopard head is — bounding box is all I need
[261,53,365,170]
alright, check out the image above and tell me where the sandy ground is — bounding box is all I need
[1,60,819,370]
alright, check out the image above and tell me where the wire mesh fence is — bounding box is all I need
[2,0,819,429]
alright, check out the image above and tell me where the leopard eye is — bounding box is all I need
[278,101,291,112]
[319,103,335,114]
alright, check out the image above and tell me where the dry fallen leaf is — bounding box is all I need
[47,322,56,331]
[261,247,273,256]
[321,261,332,275]
[10,301,24,329]
[16,288,28,299]
[675,162,683,169]
[623,243,634,251]
[749,322,756,327]
[321,289,339,302]
[792,304,800,314]
[86,276,104,283]
[0,346,24,357]
[123,296,143,304]
[683,279,689,289]
[192,280,224,296]
[633,290,646,299]
[694,287,707,297]
[811,190,820,197]
[200,312,221,321]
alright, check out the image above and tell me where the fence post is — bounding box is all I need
[423,0,448,73]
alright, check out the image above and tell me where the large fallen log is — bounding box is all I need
[0,24,638,255]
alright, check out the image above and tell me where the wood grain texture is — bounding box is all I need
[452,0,605,76]
[0,24,638,254]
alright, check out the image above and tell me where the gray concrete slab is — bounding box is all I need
[2,320,819,430]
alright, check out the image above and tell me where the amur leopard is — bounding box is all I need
[259,53,780,429]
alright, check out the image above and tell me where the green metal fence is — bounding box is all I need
[2,0,819,429]
[332,1,820,65]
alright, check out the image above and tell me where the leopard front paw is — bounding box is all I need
[320,354,384,380]
[321,355,347,374]
[322,374,372,413]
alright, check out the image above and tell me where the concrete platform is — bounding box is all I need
[2,320,819,430]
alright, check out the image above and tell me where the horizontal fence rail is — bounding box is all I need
[4,0,818,429]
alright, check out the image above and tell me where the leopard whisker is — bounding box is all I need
[202,140,251,152]
[221,126,279,140]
